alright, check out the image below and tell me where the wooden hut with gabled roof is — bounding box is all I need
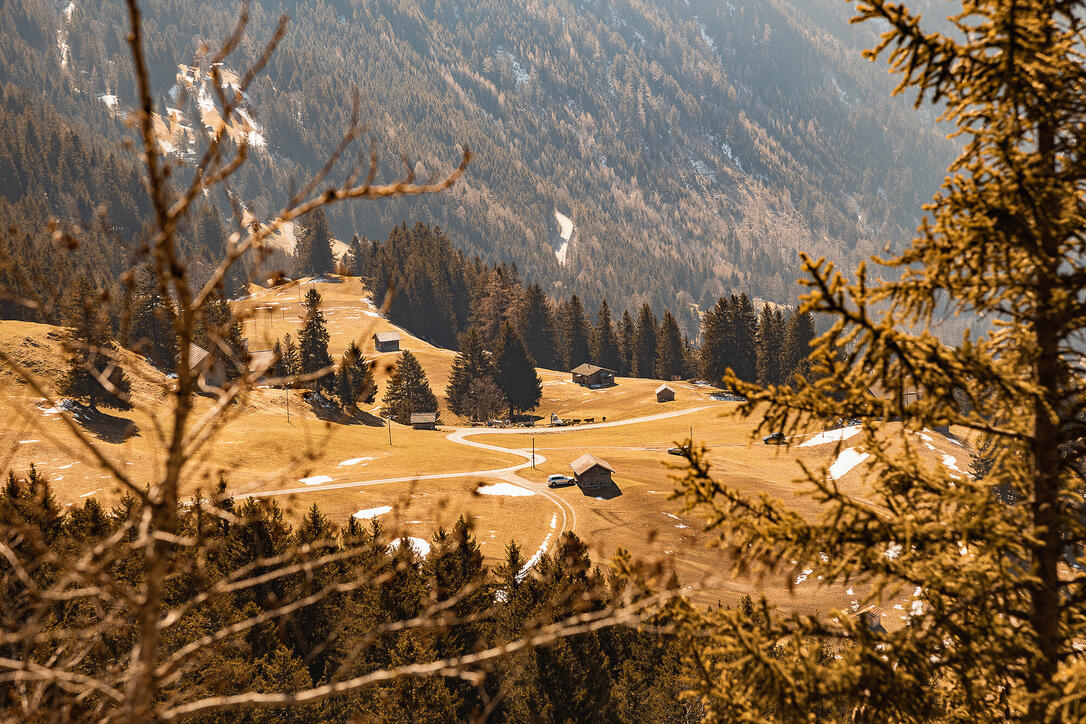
[569,453,615,489]
[373,331,401,352]
[655,384,675,402]
[571,363,615,388]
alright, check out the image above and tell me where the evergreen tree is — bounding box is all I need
[294,207,335,278]
[699,295,731,385]
[342,233,365,277]
[298,288,334,391]
[631,304,658,378]
[281,333,300,386]
[562,294,591,370]
[755,304,785,387]
[463,377,507,423]
[618,309,636,376]
[592,300,622,372]
[732,293,758,383]
[63,276,131,410]
[445,327,497,420]
[381,350,438,424]
[654,310,685,381]
[493,323,542,419]
[335,340,374,409]
[516,283,559,370]
[676,2,1086,718]
[782,308,816,381]
[194,293,246,381]
[128,266,176,370]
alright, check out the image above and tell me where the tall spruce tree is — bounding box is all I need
[563,295,591,371]
[493,323,542,420]
[675,1,1086,719]
[298,288,334,391]
[334,340,374,409]
[755,304,785,387]
[445,327,498,420]
[618,309,636,376]
[281,333,300,386]
[63,276,131,410]
[517,283,560,370]
[128,266,176,370]
[593,300,622,372]
[732,293,758,383]
[654,310,685,381]
[782,308,816,381]
[295,207,336,278]
[631,304,658,378]
[699,296,731,385]
[381,350,438,424]
[193,293,246,381]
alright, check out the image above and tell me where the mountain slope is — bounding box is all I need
[1,0,955,321]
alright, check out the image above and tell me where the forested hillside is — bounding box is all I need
[0,0,954,321]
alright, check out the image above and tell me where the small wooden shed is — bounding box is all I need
[655,384,675,403]
[571,363,615,388]
[248,349,277,382]
[373,331,401,353]
[409,412,438,430]
[569,453,615,489]
[189,343,226,390]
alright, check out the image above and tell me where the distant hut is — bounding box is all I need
[571,363,615,388]
[569,453,615,489]
[655,384,675,403]
[188,343,225,390]
[409,412,438,430]
[248,349,277,382]
[373,331,401,353]
[856,606,887,634]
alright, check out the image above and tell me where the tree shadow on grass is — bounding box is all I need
[301,392,385,427]
[76,407,140,443]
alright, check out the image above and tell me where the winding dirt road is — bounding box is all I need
[239,405,715,556]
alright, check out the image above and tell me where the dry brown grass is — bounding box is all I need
[0,281,970,626]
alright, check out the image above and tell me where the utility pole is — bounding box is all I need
[532,437,536,469]
[286,387,290,423]
[387,417,392,446]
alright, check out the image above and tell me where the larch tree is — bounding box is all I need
[493,322,542,420]
[674,1,1086,720]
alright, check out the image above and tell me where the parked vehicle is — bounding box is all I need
[763,432,786,445]
[667,446,689,456]
[547,474,575,488]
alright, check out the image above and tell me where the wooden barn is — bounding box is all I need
[655,384,675,402]
[569,453,615,489]
[571,363,616,388]
[188,343,226,390]
[409,412,438,430]
[373,331,401,353]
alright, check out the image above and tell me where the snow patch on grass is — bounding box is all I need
[299,474,333,486]
[828,447,869,480]
[352,506,392,519]
[337,457,374,467]
[389,537,431,557]
[799,426,861,447]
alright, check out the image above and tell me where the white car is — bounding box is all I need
[547,474,574,488]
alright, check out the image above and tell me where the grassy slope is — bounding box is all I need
[0,278,972,622]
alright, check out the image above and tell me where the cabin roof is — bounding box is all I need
[570,453,615,476]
